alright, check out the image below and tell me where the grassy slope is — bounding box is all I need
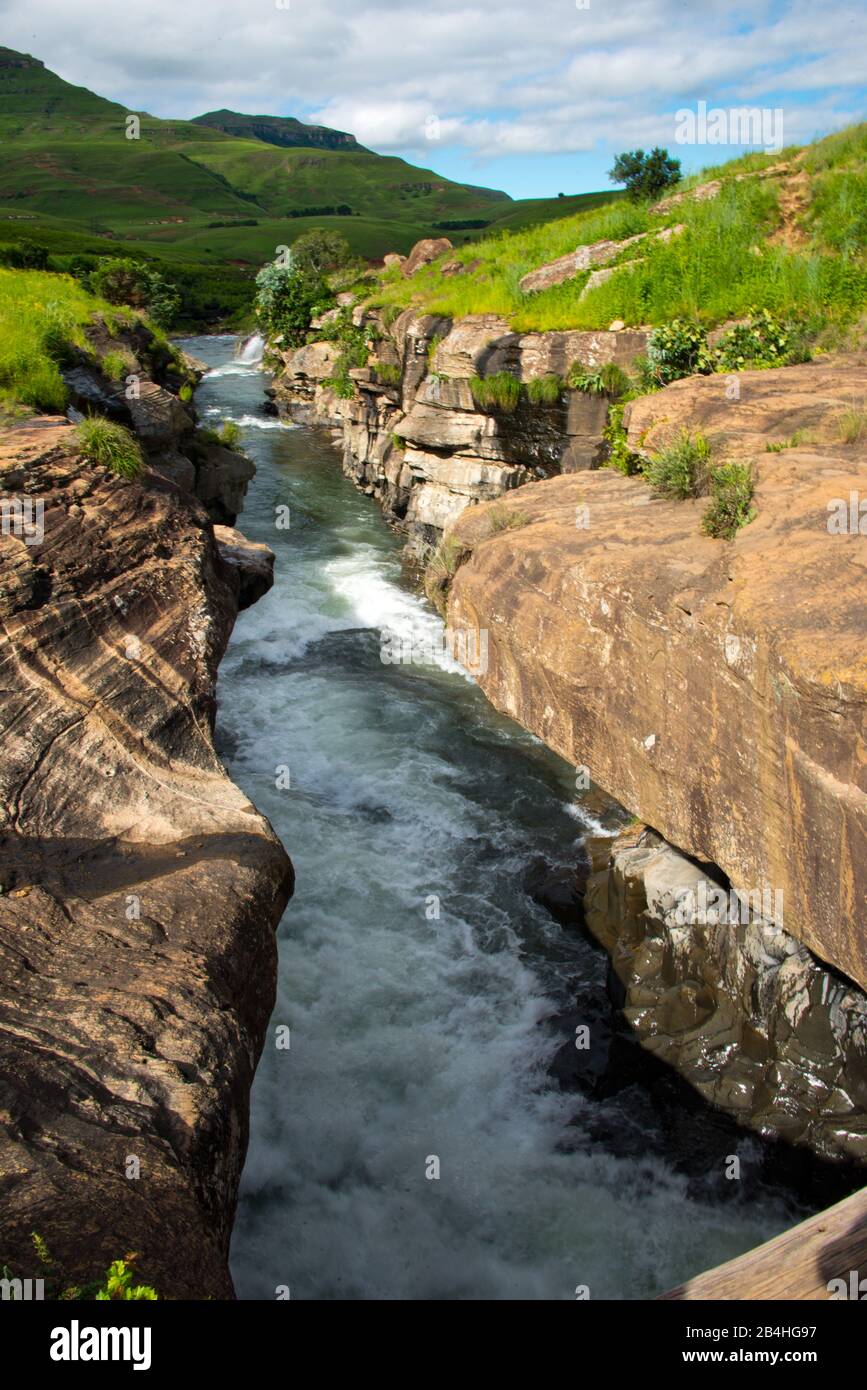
[367,125,867,338]
[0,266,129,412]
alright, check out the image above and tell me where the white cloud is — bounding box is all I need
[0,0,863,161]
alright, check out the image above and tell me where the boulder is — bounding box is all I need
[214,524,276,609]
[520,225,685,295]
[401,237,453,278]
[585,827,867,1163]
[194,444,256,525]
[652,179,722,214]
[61,366,130,424]
[126,380,194,449]
[152,448,196,493]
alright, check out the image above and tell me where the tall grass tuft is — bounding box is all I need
[74,416,144,480]
[643,429,713,499]
[0,268,115,414]
[470,372,522,412]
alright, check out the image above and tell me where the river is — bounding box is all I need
[181,334,824,1301]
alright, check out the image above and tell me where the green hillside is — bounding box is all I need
[0,45,624,326]
[0,46,510,256]
[368,124,867,341]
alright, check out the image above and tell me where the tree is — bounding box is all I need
[88,258,180,328]
[290,229,352,275]
[89,258,150,308]
[254,262,335,345]
[608,147,681,202]
[4,239,49,269]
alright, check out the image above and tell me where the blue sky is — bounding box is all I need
[3,0,865,199]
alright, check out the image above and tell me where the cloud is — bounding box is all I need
[0,0,863,164]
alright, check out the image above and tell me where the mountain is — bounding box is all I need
[192,109,368,153]
[0,47,517,260]
[0,46,127,135]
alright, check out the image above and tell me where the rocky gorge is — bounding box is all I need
[271,284,867,1174]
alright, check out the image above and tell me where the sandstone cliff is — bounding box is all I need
[273,308,648,553]
[441,360,866,991]
[0,414,292,1298]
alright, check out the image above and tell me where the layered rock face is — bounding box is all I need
[273,308,649,553]
[0,418,292,1298]
[444,359,867,997]
[585,827,867,1163]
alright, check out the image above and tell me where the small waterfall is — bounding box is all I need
[236,332,265,365]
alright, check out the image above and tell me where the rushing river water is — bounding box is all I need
[182,335,827,1300]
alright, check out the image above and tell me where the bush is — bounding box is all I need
[568,361,631,397]
[526,373,564,404]
[469,372,522,412]
[218,420,242,450]
[88,258,180,329]
[603,402,643,475]
[6,1233,159,1301]
[644,319,713,386]
[714,309,810,370]
[643,428,712,499]
[0,238,50,270]
[74,417,144,480]
[701,461,756,538]
[609,147,681,201]
[290,229,353,275]
[254,262,334,345]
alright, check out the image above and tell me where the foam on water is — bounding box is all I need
[178,335,809,1301]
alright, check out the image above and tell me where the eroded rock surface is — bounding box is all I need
[0,418,292,1298]
[444,359,867,993]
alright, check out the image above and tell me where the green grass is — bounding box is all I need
[701,462,756,539]
[424,535,467,613]
[0,266,113,411]
[526,373,564,404]
[74,416,144,479]
[643,429,712,499]
[373,361,402,386]
[568,361,632,397]
[469,372,522,412]
[365,128,867,340]
[835,406,867,444]
[486,504,530,532]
